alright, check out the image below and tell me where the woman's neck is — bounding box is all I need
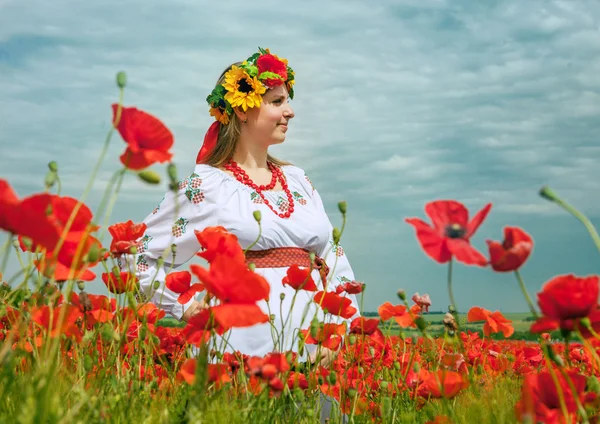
[232,139,269,170]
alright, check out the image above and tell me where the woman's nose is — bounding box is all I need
[284,103,295,119]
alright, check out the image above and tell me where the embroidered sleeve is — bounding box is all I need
[122,170,220,320]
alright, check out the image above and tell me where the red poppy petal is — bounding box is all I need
[405,218,451,264]
[466,203,492,238]
[446,238,488,266]
[211,304,269,329]
[425,201,469,232]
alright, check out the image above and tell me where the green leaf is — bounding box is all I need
[258,71,283,82]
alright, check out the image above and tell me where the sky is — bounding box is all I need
[1,0,600,314]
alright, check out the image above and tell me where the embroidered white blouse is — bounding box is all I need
[125,164,361,358]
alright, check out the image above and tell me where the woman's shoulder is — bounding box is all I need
[282,164,317,195]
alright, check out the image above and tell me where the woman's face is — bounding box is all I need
[244,85,295,146]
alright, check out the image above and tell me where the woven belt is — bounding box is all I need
[245,247,330,286]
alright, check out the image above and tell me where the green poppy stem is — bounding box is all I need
[447,258,458,315]
[514,269,539,318]
[540,186,600,255]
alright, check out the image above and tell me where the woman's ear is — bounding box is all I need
[233,107,247,123]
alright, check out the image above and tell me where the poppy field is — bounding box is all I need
[3,74,600,423]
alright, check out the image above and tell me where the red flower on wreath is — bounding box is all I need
[257,54,287,86]
[112,104,174,170]
[405,200,492,266]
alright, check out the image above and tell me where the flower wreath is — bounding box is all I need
[196,47,295,163]
[206,47,295,125]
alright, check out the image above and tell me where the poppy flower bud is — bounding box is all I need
[171,244,177,254]
[580,317,592,330]
[348,335,356,345]
[539,186,560,203]
[369,347,375,357]
[248,262,256,272]
[380,381,389,390]
[116,71,127,88]
[415,317,428,332]
[305,409,314,418]
[84,355,93,372]
[157,257,164,267]
[129,246,137,255]
[44,170,57,189]
[393,361,401,370]
[397,290,406,301]
[337,201,347,215]
[48,161,58,172]
[153,280,161,290]
[280,293,285,301]
[11,239,20,248]
[347,388,357,398]
[76,281,86,291]
[138,170,161,185]
[270,314,276,322]
[167,164,178,186]
[328,372,337,385]
[413,362,420,373]
[86,243,101,263]
[253,210,261,223]
[332,228,341,245]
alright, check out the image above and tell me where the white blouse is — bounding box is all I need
[123,164,361,358]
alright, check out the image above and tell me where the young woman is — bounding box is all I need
[127,48,361,363]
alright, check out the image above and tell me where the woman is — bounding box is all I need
[127,48,361,362]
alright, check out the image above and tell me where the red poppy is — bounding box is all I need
[282,265,318,291]
[515,370,595,424]
[194,226,245,263]
[177,358,231,388]
[165,270,204,304]
[182,308,224,346]
[313,291,357,319]
[108,220,147,256]
[70,292,115,326]
[378,302,421,328]
[538,274,599,321]
[349,317,380,336]
[335,281,365,295]
[467,306,514,338]
[35,259,96,282]
[190,256,270,329]
[301,322,347,350]
[102,271,139,294]
[486,226,533,272]
[112,104,174,170]
[405,200,492,266]
[417,369,469,399]
[412,292,431,312]
[256,54,287,86]
[0,180,60,250]
[30,304,84,341]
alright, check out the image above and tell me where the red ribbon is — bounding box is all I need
[196,121,221,164]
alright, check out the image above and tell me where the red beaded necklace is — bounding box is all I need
[224,160,295,219]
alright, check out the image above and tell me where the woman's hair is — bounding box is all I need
[200,62,292,168]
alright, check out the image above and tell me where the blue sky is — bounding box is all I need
[1,0,600,313]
